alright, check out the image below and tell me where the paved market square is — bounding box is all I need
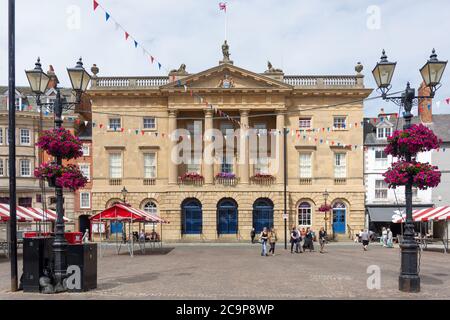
[0,243,449,299]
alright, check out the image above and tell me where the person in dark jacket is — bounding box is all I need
[319,227,327,253]
[290,227,300,253]
[303,227,314,252]
[250,228,256,243]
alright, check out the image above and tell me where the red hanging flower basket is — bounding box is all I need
[385,124,441,158]
[383,161,441,190]
[318,204,332,212]
[36,127,83,160]
[34,162,88,191]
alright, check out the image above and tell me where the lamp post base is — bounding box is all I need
[399,274,420,293]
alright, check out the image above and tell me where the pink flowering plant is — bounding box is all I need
[36,127,83,160]
[34,162,87,191]
[383,161,441,190]
[385,124,441,158]
[180,172,204,181]
[318,204,332,212]
[215,172,236,179]
[55,164,88,191]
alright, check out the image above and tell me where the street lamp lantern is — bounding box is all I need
[67,57,91,93]
[25,57,50,95]
[420,49,447,97]
[322,189,329,203]
[121,186,128,203]
[372,50,397,96]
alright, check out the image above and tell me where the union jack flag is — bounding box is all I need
[219,2,227,12]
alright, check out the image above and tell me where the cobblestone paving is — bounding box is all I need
[0,243,449,299]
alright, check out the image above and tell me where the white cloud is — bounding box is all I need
[1,0,449,116]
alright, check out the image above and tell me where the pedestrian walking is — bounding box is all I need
[319,227,327,253]
[250,228,256,244]
[260,227,269,256]
[290,227,300,253]
[361,229,370,251]
[268,227,278,256]
[381,227,388,247]
[386,228,394,248]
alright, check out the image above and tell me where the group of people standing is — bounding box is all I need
[290,226,327,254]
[252,226,328,256]
[380,227,394,248]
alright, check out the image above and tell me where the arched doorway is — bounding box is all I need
[78,214,91,238]
[181,198,202,234]
[332,202,347,234]
[253,198,274,233]
[217,198,238,234]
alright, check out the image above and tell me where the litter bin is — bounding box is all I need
[66,243,97,292]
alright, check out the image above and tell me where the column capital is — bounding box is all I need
[240,109,250,117]
[168,109,178,117]
[204,108,214,117]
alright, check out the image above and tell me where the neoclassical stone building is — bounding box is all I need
[88,46,372,241]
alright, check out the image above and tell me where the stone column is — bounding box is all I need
[168,109,178,184]
[239,109,250,184]
[204,109,214,184]
[276,110,285,184]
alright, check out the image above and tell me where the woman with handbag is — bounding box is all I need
[268,227,278,256]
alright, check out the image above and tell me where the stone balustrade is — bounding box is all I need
[90,75,363,89]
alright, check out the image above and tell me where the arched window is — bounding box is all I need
[252,198,274,233]
[332,202,347,234]
[217,198,238,235]
[298,202,312,226]
[143,201,158,215]
[181,198,202,235]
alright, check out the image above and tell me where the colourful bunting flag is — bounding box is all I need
[134,40,138,48]
[446,98,450,105]
[150,56,154,64]
[158,62,162,70]
[93,0,99,11]
[125,32,129,40]
[105,12,110,21]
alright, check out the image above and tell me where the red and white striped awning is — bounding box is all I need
[0,204,69,222]
[392,206,450,223]
[90,203,168,223]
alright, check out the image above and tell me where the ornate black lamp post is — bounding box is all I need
[322,189,329,232]
[372,49,447,292]
[25,57,91,292]
[121,186,128,204]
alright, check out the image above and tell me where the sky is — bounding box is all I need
[1,0,450,116]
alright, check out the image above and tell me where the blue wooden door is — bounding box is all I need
[217,200,238,234]
[182,200,202,234]
[253,199,274,233]
[333,208,346,234]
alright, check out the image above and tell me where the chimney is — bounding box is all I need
[418,81,432,123]
[46,65,59,89]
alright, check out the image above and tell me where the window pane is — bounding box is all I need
[109,153,122,178]
[299,118,312,129]
[20,159,31,177]
[333,117,346,129]
[334,153,346,178]
[82,145,90,156]
[144,153,156,178]
[80,193,90,208]
[20,129,30,145]
[143,117,156,129]
[109,118,121,130]
[0,159,3,176]
[298,202,312,226]
[79,165,90,180]
[299,153,312,178]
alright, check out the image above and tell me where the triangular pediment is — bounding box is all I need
[161,63,292,90]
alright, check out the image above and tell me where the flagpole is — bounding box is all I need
[225,8,227,40]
